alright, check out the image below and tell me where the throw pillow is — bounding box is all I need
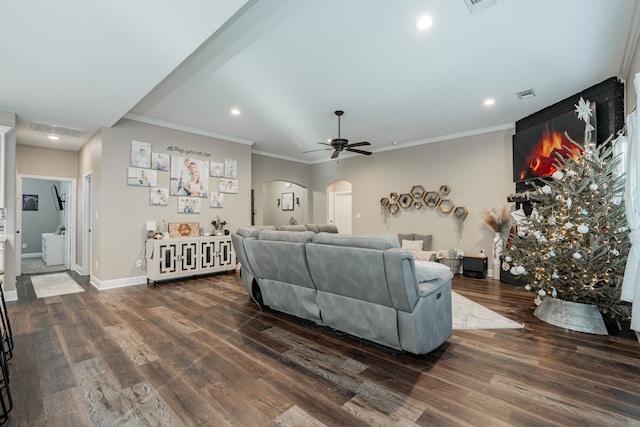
[414,260,451,282]
[398,233,415,243]
[402,239,423,251]
[415,234,433,251]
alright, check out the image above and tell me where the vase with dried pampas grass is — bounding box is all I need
[482,205,512,278]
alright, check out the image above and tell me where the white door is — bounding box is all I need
[332,191,352,234]
[82,172,92,276]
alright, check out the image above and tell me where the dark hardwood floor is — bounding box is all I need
[4,271,640,426]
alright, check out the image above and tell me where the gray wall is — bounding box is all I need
[97,119,252,282]
[21,178,64,255]
[263,180,308,226]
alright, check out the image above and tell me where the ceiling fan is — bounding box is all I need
[304,110,372,159]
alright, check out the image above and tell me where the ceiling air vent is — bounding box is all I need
[464,0,497,14]
[516,89,536,100]
[31,121,84,137]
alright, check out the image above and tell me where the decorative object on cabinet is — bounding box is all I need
[168,222,200,238]
[145,221,157,239]
[145,235,236,285]
[388,203,400,215]
[211,216,227,236]
[281,192,294,210]
[438,199,454,214]
[439,185,451,195]
[398,193,413,208]
[410,185,425,200]
[424,191,441,207]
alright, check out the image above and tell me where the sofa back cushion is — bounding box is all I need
[306,235,400,308]
[311,233,399,250]
[245,232,316,290]
[275,225,308,232]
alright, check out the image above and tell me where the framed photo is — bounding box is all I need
[151,152,170,171]
[209,192,224,208]
[22,194,38,211]
[170,156,209,197]
[178,196,201,214]
[127,167,157,187]
[149,187,169,206]
[131,140,152,168]
[209,161,224,177]
[224,157,237,178]
[219,178,238,194]
[282,192,294,211]
[168,222,200,238]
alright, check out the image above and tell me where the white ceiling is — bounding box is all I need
[3,0,639,163]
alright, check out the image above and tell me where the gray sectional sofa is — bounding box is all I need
[231,227,453,355]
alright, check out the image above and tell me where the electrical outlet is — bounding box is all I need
[136,259,143,268]
[21,243,27,249]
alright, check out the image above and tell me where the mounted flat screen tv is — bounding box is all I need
[51,184,64,211]
[512,105,596,182]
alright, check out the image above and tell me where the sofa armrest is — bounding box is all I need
[383,249,420,312]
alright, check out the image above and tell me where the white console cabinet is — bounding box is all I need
[42,233,65,266]
[146,235,236,284]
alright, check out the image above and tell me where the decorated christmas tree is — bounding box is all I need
[504,98,631,320]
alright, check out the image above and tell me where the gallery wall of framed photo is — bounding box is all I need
[127,139,239,215]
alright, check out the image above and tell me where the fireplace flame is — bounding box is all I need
[519,125,582,180]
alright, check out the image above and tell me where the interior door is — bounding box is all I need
[333,191,352,234]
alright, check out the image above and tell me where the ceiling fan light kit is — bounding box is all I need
[305,110,373,159]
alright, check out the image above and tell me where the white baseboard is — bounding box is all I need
[3,289,17,302]
[90,275,147,291]
[21,253,42,259]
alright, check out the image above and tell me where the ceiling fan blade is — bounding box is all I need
[331,150,340,159]
[319,142,334,147]
[346,148,372,156]
[347,141,370,148]
[302,147,332,153]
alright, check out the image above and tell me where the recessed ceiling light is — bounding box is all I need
[230,108,240,116]
[415,15,433,30]
[483,98,496,106]
[48,135,59,140]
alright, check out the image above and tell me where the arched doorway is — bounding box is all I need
[327,180,352,234]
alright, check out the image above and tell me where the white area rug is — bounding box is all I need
[452,291,524,330]
[31,272,85,298]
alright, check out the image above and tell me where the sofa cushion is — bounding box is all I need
[304,224,319,233]
[236,227,261,238]
[317,224,338,233]
[415,234,433,251]
[258,230,315,243]
[398,233,415,243]
[312,233,400,250]
[276,225,308,232]
[401,239,423,251]
[415,260,451,282]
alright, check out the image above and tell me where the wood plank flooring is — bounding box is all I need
[4,271,640,426]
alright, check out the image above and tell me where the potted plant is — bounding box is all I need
[211,216,227,236]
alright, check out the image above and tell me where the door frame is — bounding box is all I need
[81,171,92,276]
[16,174,76,276]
